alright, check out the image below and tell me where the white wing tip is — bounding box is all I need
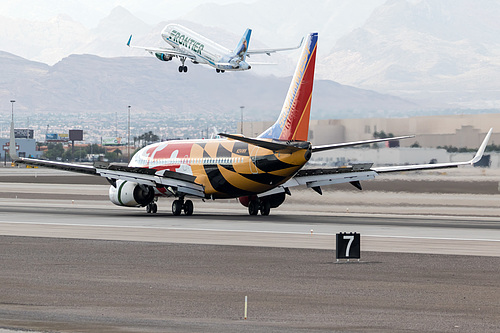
[470,128,493,164]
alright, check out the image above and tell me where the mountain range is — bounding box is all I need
[0,50,419,121]
[1,0,500,110]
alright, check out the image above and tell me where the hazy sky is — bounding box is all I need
[0,0,257,27]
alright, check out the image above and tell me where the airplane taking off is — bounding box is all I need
[127,23,303,73]
[11,33,492,216]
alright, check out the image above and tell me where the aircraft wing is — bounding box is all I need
[127,35,197,61]
[12,157,205,198]
[372,130,491,173]
[258,128,492,197]
[247,37,304,56]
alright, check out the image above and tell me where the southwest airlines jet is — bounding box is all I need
[127,23,302,73]
[11,33,492,216]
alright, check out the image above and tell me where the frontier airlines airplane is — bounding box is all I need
[11,33,492,216]
[127,23,302,73]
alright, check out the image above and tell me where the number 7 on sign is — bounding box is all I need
[343,235,355,257]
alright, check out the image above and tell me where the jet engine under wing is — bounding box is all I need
[12,157,205,198]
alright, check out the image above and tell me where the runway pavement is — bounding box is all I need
[0,166,499,332]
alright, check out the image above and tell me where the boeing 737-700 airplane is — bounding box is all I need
[11,33,492,216]
[127,23,302,73]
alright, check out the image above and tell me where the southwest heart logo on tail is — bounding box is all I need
[258,32,318,141]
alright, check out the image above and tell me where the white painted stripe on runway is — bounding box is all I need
[1,221,500,242]
[363,234,500,242]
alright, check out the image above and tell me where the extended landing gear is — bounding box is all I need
[146,202,158,214]
[248,199,270,216]
[178,57,188,73]
[215,69,225,73]
[172,198,194,216]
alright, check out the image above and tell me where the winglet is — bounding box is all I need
[470,128,492,164]
[127,35,132,47]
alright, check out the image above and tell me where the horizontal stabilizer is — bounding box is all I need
[218,133,308,152]
[312,135,415,153]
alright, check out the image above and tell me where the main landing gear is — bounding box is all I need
[178,57,188,73]
[248,199,270,216]
[215,69,225,73]
[146,202,158,214]
[145,198,194,216]
[172,198,194,216]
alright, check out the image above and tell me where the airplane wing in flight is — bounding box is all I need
[127,35,197,61]
[247,37,304,56]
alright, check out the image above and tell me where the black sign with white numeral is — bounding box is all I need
[336,232,360,259]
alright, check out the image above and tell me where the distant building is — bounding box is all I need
[242,113,500,148]
[14,128,34,139]
[0,138,41,160]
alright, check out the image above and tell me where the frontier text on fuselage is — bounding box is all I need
[168,30,204,55]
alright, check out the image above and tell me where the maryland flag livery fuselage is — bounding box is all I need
[11,32,492,216]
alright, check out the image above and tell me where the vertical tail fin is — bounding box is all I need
[234,28,251,61]
[258,32,318,141]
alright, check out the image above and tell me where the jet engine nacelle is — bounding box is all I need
[109,180,155,207]
[155,53,172,61]
[238,192,286,209]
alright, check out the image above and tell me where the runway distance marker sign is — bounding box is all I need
[336,232,360,261]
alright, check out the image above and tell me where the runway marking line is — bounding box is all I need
[1,221,499,243]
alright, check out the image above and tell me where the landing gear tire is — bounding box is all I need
[248,200,259,216]
[183,66,188,72]
[146,202,158,214]
[221,70,225,73]
[216,69,220,73]
[184,200,194,216]
[178,66,183,73]
[172,200,183,216]
[260,200,271,216]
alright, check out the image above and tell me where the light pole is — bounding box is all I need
[7,100,15,165]
[240,106,244,134]
[127,105,131,163]
[10,100,15,120]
